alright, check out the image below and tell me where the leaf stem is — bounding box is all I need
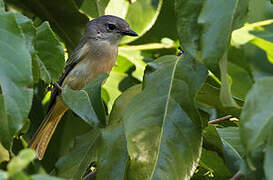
[208,115,232,124]
[230,171,244,180]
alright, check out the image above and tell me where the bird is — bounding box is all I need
[29,15,138,160]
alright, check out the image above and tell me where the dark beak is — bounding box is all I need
[121,29,138,36]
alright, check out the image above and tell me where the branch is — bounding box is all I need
[208,115,232,124]
[82,169,96,180]
[230,171,244,180]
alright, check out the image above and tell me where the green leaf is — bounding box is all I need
[31,174,64,180]
[123,55,208,179]
[175,0,203,59]
[217,127,244,156]
[264,130,273,180]
[6,0,89,52]
[62,74,107,127]
[0,142,9,163]
[79,0,163,44]
[35,22,65,83]
[0,170,7,180]
[109,84,142,125]
[57,85,141,179]
[240,77,273,160]
[55,128,100,179]
[250,37,273,64]
[0,0,4,12]
[219,53,239,107]
[0,13,33,149]
[95,123,128,180]
[232,20,273,47]
[200,149,231,178]
[122,0,163,44]
[7,149,36,177]
[14,13,40,84]
[196,83,241,117]
[217,127,243,174]
[198,0,239,71]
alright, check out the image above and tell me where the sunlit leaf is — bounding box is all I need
[7,149,36,177]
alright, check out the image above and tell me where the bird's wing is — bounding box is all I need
[47,38,89,112]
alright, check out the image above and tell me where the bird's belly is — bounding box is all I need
[62,55,116,90]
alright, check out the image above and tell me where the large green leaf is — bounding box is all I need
[198,0,239,71]
[55,128,100,179]
[175,0,203,59]
[35,22,65,83]
[240,77,273,169]
[217,127,243,174]
[123,55,208,179]
[200,149,231,178]
[14,13,40,83]
[56,85,141,179]
[62,74,107,127]
[79,0,163,44]
[0,13,33,149]
[6,0,89,52]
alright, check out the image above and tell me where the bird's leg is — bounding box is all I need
[177,46,184,56]
[54,83,63,92]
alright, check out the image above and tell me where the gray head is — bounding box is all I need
[84,15,138,44]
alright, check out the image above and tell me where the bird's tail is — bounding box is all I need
[29,99,69,160]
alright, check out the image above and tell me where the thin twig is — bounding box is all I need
[208,115,232,124]
[230,171,244,180]
[54,82,63,91]
[82,169,96,180]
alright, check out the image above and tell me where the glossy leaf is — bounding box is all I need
[62,74,107,127]
[6,0,89,52]
[240,77,273,164]
[14,13,40,83]
[200,149,231,178]
[175,0,203,59]
[240,77,273,151]
[217,127,243,174]
[35,22,65,83]
[57,85,141,179]
[124,55,208,179]
[7,149,36,177]
[198,0,239,71]
[0,13,33,149]
[55,129,100,179]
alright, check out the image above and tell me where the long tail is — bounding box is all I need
[29,99,69,160]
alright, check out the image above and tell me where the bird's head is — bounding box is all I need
[85,15,138,44]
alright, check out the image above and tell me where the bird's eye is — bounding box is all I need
[106,23,116,31]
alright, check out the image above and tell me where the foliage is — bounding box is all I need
[0,0,273,179]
